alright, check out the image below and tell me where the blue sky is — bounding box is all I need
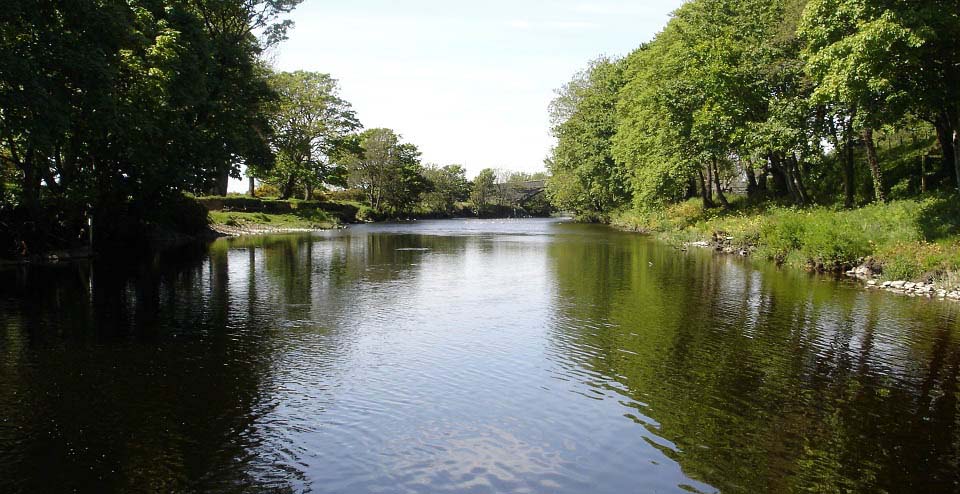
[233,0,685,190]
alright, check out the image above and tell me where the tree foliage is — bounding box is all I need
[262,71,360,200]
[548,0,960,218]
[547,57,630,218]
[0,0,302,255]
[343,128,428,215]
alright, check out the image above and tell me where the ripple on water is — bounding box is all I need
[1,220,958,493]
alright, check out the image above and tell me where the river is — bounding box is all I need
[1,218,958,493]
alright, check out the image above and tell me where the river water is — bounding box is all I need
[1,218,958,493]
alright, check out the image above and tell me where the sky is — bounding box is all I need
[230,0,685,192]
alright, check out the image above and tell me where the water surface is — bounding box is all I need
[1,219,959,493]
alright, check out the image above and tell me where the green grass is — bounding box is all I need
[612,194,960,284]
[209,209,337,230]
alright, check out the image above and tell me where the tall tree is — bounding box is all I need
[344,128,427,214]
[548,57,630,218]
[799,0,925,202]
[263,71,360,199]
[470,168,497,212]
[421,164,470,215]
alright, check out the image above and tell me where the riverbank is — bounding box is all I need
[208,210,343,236]
[612,194,960,297]
[201,196,551,236]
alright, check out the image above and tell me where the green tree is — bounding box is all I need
[0,0,300,255]
[344,128,428,214]
[470,168,497,212]
[799,0,926,202]
[547,57,630,218]
[421,164,470,215]
[263,71,360,199]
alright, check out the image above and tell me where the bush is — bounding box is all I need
[149,193,209,235]
[325,188,366,202]
[876,241,960,281]
[799,216,869,270]
[756,210,806,263]
[355,205,377,222]
[254,183,281,198]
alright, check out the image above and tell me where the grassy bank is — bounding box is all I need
[199,195,370,235]
[612,194,960,286]
[209,210,339,232]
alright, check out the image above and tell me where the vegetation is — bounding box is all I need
[209,209,337,231]
[257,71,359,200]
[0,1,552,259]
[0,0,302,257]
[614,194,960,281]
[548,0,960,284]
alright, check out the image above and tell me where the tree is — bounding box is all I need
[548,57,630,218]
[799,0,926,202]
[0,0,301,255]
[470,168,497,212]
[262,71,360,199]
[344,128,427,214]
[421,164,470,215]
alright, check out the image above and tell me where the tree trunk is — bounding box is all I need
[281,174,296,200]
[934,113,956,184]
[212,165,230,196]
[711,157,729,207]
[697,168,715,209]
[954,126,960,193]
[844,121,856,208]
[862,128,885,202]
[705,162,714,203]
[791,153,809,205]
[770,153,798,203]
[745,162,759,199]
[248,176,256,197]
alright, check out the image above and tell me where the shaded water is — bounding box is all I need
[1,219,959,493]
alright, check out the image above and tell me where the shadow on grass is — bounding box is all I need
[916,193,960,241]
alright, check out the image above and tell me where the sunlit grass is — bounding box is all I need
[208,210,337,230]
[613,194,960,283]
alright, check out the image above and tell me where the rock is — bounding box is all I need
[948,292,960,300]
[937,290,948,298]
[882,281,892,288]
[890,281,906,289]
[867,280,878,286]
[904,282,916,290]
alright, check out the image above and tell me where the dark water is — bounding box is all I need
[1,219,959,493]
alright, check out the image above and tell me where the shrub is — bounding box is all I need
[756,210,806,263]
[799,216,869,269]
[254,183,281,198]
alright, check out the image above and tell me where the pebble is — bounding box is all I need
[866,280,959,302]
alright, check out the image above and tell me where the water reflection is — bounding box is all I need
[0,219,958,493]
[547,225,960,492]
